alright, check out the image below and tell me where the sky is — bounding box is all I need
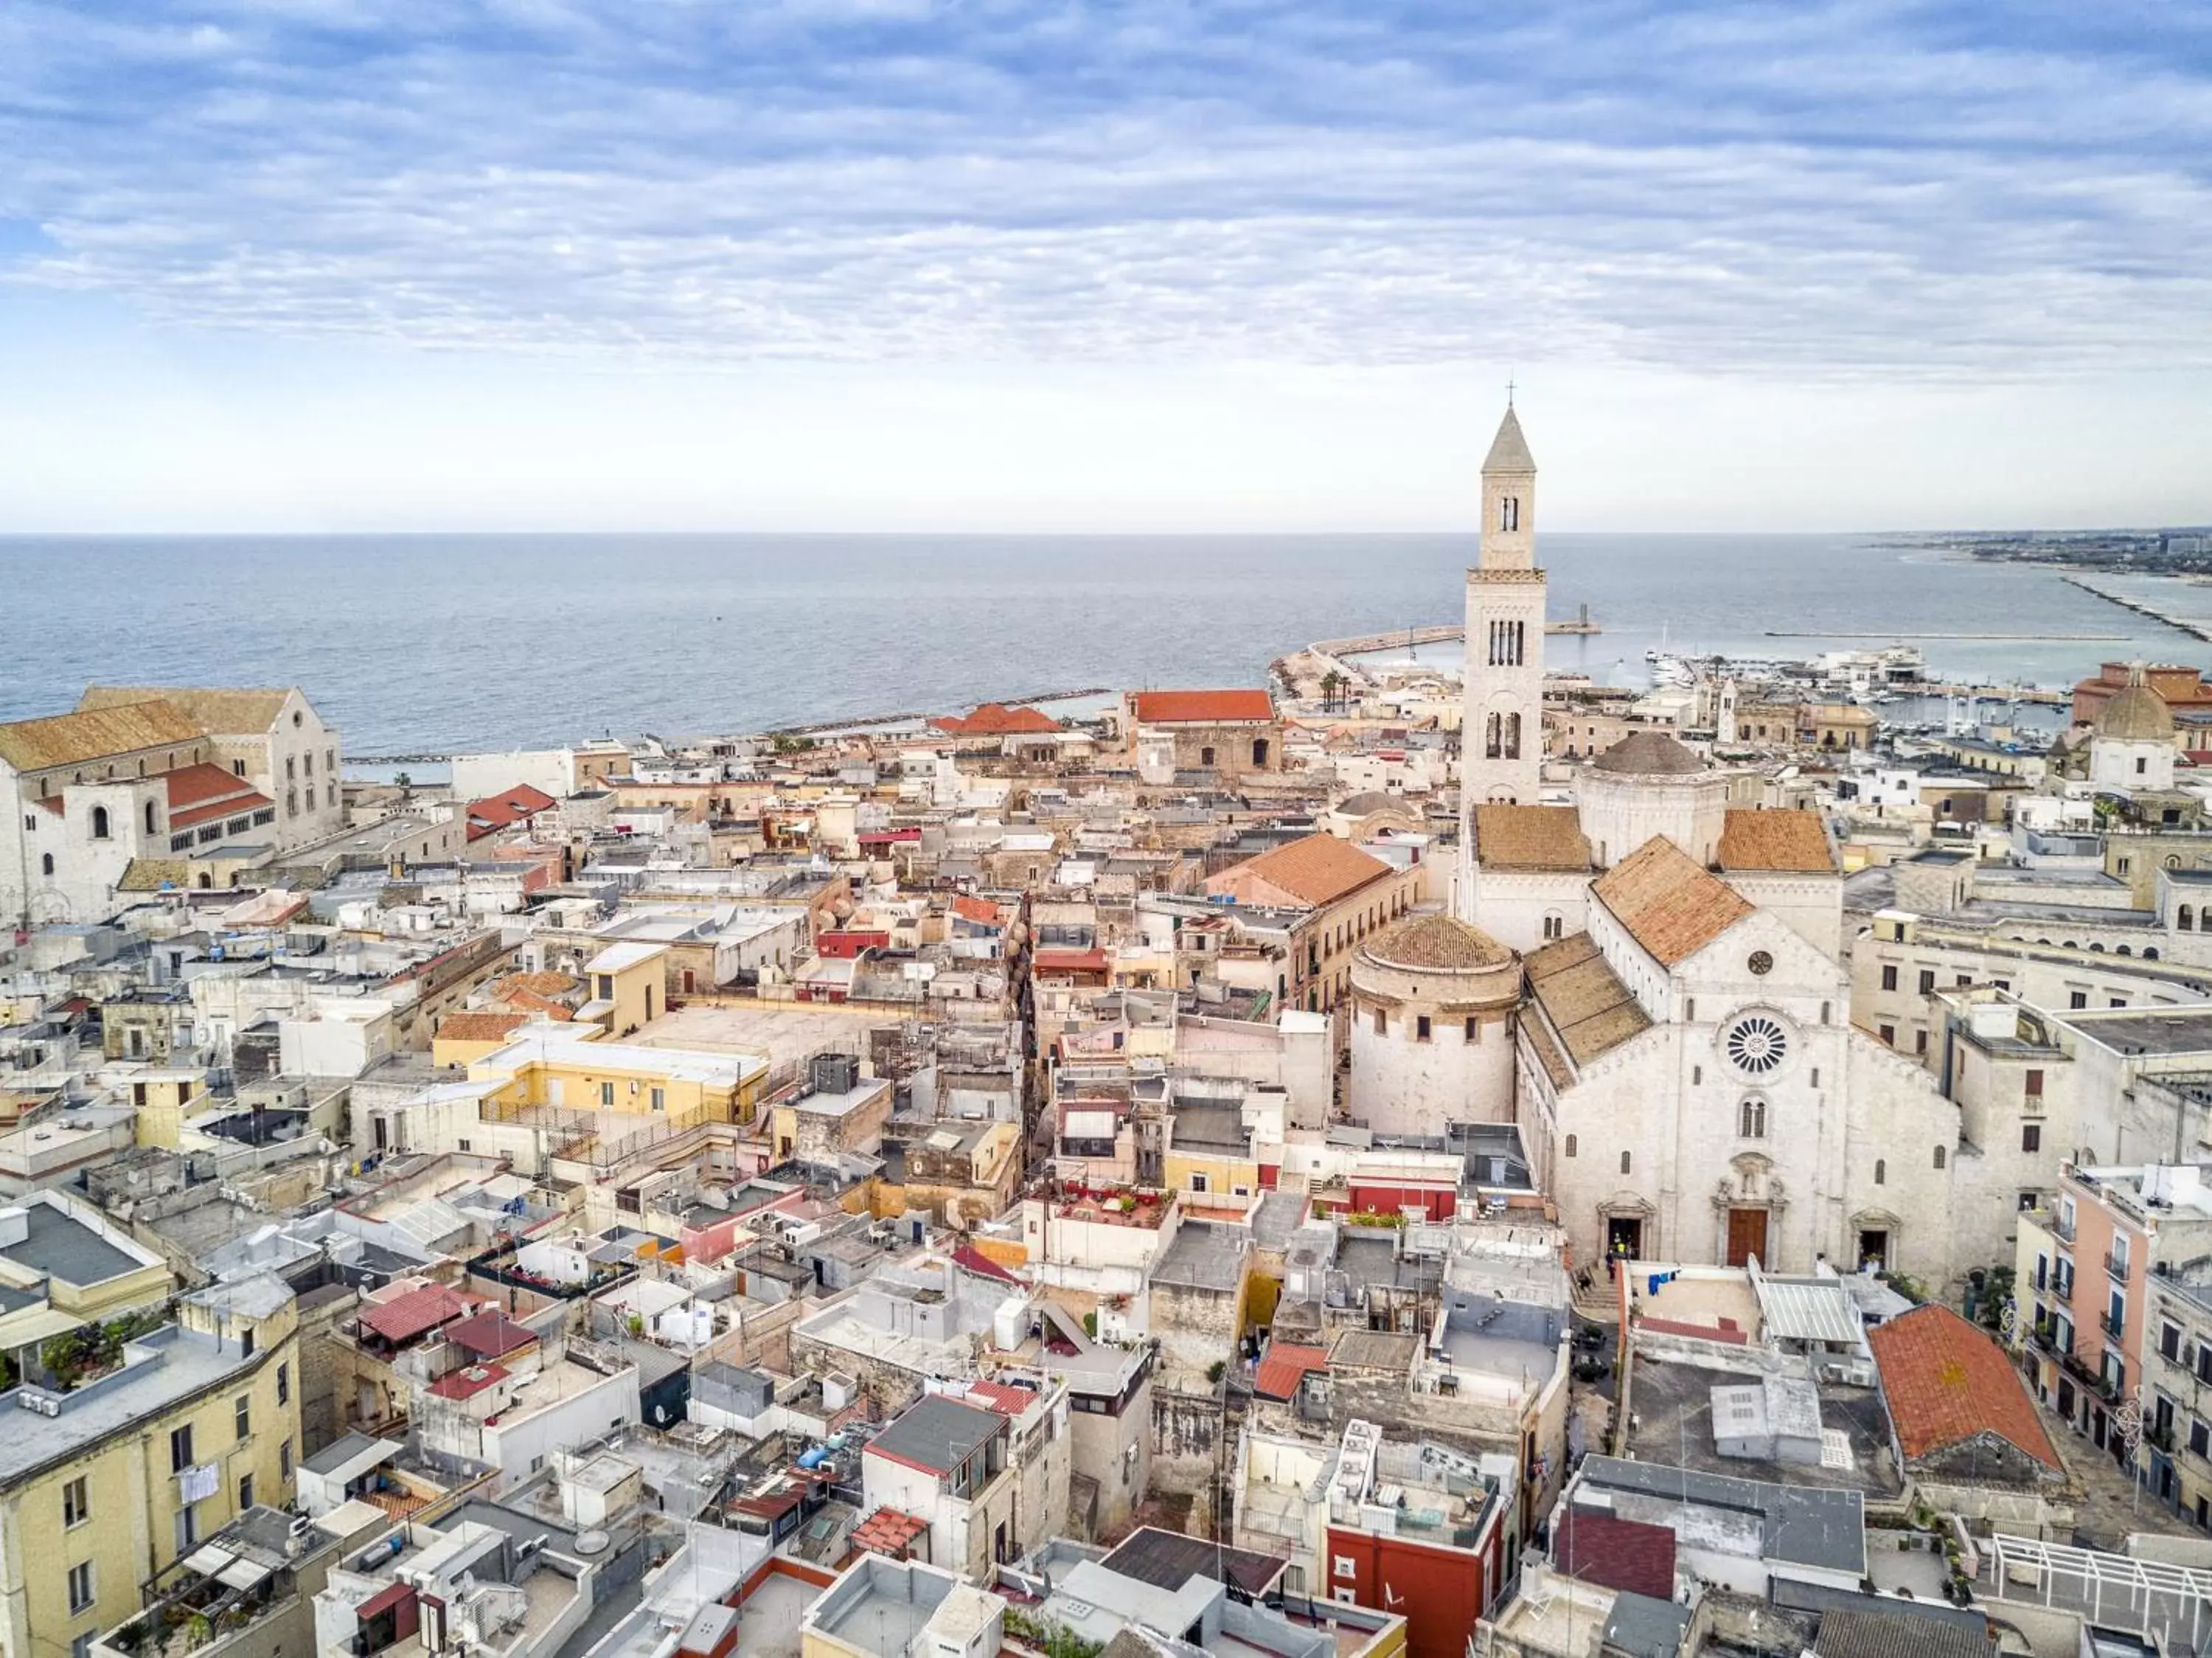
[1,0,2208,533]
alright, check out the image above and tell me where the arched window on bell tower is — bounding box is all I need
[1485,713,1503,759]
[1503,712,1521,759]
[1501,496,1518,533]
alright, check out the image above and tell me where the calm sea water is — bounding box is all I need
[0,533,2198,754]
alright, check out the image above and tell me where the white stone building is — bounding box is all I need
[80,686,344,850]
[1405,400,1970,1286]
[1346,913,1520,1134]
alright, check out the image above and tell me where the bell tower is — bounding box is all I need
[1461,400,1546,811]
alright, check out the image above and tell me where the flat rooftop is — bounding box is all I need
[1624,1359,1901,1497]
[0,1194,154,1285]
[634,1002,910,1070]
[1572,1454,1866,1576]
[1150,1220,1249,1291]
[0,1325,257,1485]
[2071,1008,2212,1058]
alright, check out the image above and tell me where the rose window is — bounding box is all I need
[1725,1013,1789,1076]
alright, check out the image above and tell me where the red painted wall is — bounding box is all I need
[1324,1526,1492,1658]
[817,930,891,958]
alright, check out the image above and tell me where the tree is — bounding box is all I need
[1320,669,1343,711]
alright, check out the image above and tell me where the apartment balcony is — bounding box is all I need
[2107,1252,2132,1281]
[2102,1310,2128,1341]
[2148,1421,2178,1454]
[2051,1214,2077,1244]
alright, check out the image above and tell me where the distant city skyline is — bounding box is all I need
[2,1,2208,532]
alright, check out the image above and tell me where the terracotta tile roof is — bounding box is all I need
[117,859,193,892]
[1362,913,1513,971]
[952,895,1002,924]
[441,1309,538,1359]
[1209,833,1392,908]
[165,762,257,809]
[1717,808,1835,873]
[1251,1341,1332,1401]
[1593,836,1753,965]
[0,700,205,772]
[494,971,581,1001]
[931,703,1062,735]
[502,990,574,1021]
[465,784,558,840]
[164,763,273,828]
[437,1010,532,1044]
[962,1380,1042,1416]
[1555,1508,1677,1600]
[1128,690,1275,724]
[80,686,297,735]
[850,1508,931,1558]
[358,1283,479,1344]
[1472,805,1592,872]
[1525,934,1652,1069]
[1868,1303,2062,1472]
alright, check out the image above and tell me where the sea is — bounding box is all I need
[1,532,2202,763]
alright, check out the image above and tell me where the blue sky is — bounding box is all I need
[2,0,2208,532]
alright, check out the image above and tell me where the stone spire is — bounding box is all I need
[1482,405,1537,475]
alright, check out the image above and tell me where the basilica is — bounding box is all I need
[1368,405,1986,1286]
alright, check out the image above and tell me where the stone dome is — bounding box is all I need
[1335,791,1407,818]
[2096,673,2175,742]
[1591,730,1705,775]
[1362,912,1514,972]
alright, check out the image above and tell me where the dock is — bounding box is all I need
[1546,603,1601,636]
[2062,576,2212,642]
[1762,631,2127,641]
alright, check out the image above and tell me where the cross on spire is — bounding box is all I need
[1506,375,1516,407]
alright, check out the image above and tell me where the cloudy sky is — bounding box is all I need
[3,0,2208,532]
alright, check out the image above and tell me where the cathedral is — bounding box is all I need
[1392,403,1981,1286]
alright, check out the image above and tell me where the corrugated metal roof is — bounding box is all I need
[1753,1274,1861,1346]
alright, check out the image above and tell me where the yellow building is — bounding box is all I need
[582,940,669,1037]
[126,1069,210,1151]
[468,1027,768,1127]
[0,1273,300,1658]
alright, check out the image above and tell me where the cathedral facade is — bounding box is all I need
[1425,404,1986,1288]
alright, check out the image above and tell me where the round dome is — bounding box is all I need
[2096,680,2175,741]
[1335,791,1403,818]
[1591,731,1705,775]
[1361,913,1514,973]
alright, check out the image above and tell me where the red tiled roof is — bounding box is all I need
[952,1243,1020,1284]
[1129,690,1275,724]
[1868,1303,2062,1471]
[962,1380,1040,1416]
[1251,1341,1332,1401]
[1555,1509,1677,1600]
[850,1508,931,1558]
[358,1283,479,1344]
[437,1011,531,1045]
[164,762,256,809]
[465,784,557,840]
[441,1309,538,1359]
[426,1361,510,1400]
[160,762,272,829]
[952,896,1002,924]
[931,703,1062,735]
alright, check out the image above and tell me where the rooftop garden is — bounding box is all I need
[32,1306,168,1392]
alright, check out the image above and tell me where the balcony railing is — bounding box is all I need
[2149,1421,2177,1454]
[2107,1251,2132,1280]
[2102,1310,2128,1340]
[2052,1214,2078,1243]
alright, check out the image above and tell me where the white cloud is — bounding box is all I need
[1,0,2207,381]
